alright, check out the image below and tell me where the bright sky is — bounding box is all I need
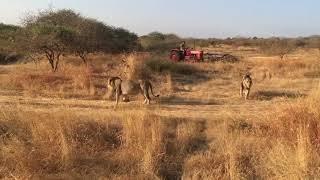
[1,0,319,38]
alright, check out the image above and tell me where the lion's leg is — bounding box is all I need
[144,87,151,105]
[146,98,150,105]
[143,94,150,104]
[143,98,147,104]
[244,89,248,100]
[246,88,251,100]
[115,87,120,107]
[240,84,244,97]
[109,87,115,99]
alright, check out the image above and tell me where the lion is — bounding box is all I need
[107,77,160,106]
[106,76,122,101]
[240,73,253,100]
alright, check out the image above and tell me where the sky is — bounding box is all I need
[1,0,319,38]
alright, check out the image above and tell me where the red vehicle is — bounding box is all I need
[170,48,204,62]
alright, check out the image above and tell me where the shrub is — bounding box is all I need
[140,32,181,52]
[258,38,297,59]
[146,58,197,75]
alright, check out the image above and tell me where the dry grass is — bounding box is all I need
[182,87,320,179]
[0,60,103,99]
[0,48,319,179]
[0,107,208,179]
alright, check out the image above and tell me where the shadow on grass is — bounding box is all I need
[158,118,208,180]
[304,71,320,78]
[146,58,214,86]
[160,95,219,105]
[252,90,304,101]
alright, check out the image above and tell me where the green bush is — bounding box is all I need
[140,32,181,52]
[0,52,23,64]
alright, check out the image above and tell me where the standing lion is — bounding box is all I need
[240,73,253,100]
[107,77,159,106]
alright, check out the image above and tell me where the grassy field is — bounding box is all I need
[0,46,320,179]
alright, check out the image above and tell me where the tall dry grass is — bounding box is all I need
[0,60,98,98]
[182,86,320,179]
[0,106,207,179]
[121,53,152,80]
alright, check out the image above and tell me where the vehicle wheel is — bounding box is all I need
[175,51,181,61]
[170,54,177,62]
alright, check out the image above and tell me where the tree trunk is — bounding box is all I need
[81,57,87,64]
[54,54,61,72]
[80,54,87,65]
[44,48,56,72]
[28,54,40,68]
[78,51,88,65]
[49,59,55,72]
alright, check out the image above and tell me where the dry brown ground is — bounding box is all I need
[0,47,319,179]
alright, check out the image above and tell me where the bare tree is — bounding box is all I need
[72,19,113,65]
[259,38,297,60]
[18,9,77,72]
[71,18,138,64]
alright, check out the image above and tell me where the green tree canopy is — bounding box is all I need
[14,9,139,70]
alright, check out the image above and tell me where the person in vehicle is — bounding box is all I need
[179,41,186,51]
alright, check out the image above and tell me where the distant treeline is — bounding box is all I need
[0,8,320,69]
[140,32,320,59]
[140,32,320,51]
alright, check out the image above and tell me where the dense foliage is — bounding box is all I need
[0,9,139,70]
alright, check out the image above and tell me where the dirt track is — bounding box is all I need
[1,76,317,120]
